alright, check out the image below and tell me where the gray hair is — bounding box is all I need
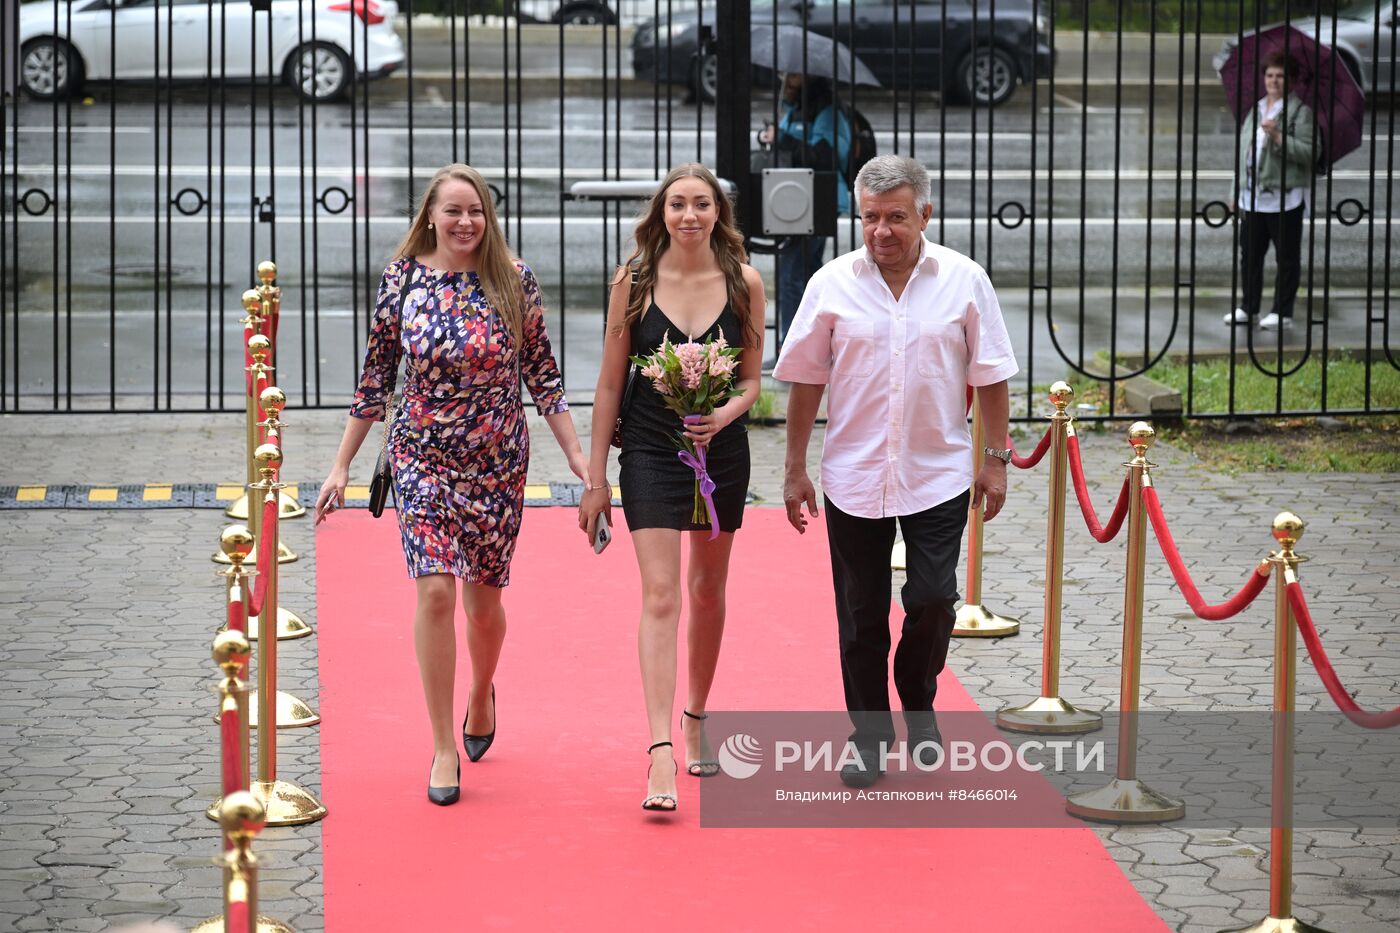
[854,155,931,213]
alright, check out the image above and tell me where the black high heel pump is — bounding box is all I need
[428,751,460,806]
[463,685,496,763]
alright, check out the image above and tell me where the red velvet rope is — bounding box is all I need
[253,370,271,444]
[1065,435,1130,542]
[227,899,251,933]
[247,495,278,618]
[227,593,249,685]
[1288,581,1400,729]
[227,592,246,636]
[1142,487,1271,619]
[220,707,243,797]
[1008,428,1052,470]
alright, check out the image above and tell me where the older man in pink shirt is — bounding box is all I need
[775,154,1018,789]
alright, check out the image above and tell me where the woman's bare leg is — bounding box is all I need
[682,531,734,773]
[461,581,506,736]
[634,528,683,806]
[415,573,460,786]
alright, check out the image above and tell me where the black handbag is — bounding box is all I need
[367,443,395,518]
[610,364,637,449]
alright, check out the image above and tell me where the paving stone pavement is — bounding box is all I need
[1,405,1397,932]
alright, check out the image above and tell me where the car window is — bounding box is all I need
[1337,0,1391,20]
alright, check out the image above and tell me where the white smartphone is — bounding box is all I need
[592,512,612,555]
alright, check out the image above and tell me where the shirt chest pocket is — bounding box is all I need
[916,320,965,378]
[832,320,876,378]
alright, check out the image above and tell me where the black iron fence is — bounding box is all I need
[1,0,1396,419]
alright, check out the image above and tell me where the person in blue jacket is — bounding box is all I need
[759,74,852,345]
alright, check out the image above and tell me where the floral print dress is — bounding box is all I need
[350,257,568,587]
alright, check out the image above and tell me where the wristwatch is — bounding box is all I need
[983,446,1013,464]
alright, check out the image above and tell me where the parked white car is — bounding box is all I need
[1212,0,1397,95]
[18,0,406,102]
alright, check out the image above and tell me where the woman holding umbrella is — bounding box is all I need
[759,73,852,343]
[1224,50,1315,332]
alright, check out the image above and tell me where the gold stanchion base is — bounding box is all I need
[211,541,298,565]
[226,490,305,520]
[997,695,1103,734]
[254,779,327,826]
[1065,777,1185,824]
[190,913,298,933]
[248,690,320,730]
[220,606,313,641]
[1220,917,1334,932]
[952,603,1021,638]
[207,780,327,826]
[225,492,250,521]
[278,489,306,519]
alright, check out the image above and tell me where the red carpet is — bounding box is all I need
[318,508,1166,932]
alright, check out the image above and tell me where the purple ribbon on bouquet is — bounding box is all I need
[679,414,720,540]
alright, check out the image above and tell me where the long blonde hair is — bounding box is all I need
[394,163,525,345]
[615,163,757,348]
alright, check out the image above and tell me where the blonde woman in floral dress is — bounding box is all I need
[316,164,589,807]
[579,164,766,812]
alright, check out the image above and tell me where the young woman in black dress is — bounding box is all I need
[580,163,766,812]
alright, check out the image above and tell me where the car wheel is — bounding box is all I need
[692,52,718,104]
[958,46,1017,107]
[21,38,82,100]
[557,3,616,26]
[287,42,352,103]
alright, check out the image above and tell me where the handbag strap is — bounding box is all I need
[622,266,640,387]
[378,268,414,457]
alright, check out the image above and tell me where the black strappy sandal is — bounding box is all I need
[642,741,678,811]
[681,710,721,778]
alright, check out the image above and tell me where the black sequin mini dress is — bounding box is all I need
[617,301,750,533]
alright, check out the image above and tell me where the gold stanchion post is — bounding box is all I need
[193,640,296,933]
[241,387,312,641]
[248,441,326,824]
[952,386,1021,637]
[217,334,297,566]
[998,383,1103,734]
[256,261,306,521]
[192,792,297,933]
[1065,422,1185,822]
[244,442,321,733]
[207,559,252,821]
[225,293,268,523]
[216,628,252,794]
[1222,513,1331,933]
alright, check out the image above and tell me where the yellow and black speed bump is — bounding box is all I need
[2,483,760,510]
[3,482,622,510]
[0,486,68,509]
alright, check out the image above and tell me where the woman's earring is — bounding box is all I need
[428,223,434,230]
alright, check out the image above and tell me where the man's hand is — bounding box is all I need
[784,471,819,534]
[971,461,1008,522]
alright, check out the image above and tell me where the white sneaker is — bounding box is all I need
[1223,308,1251,324]
[1259,312,1293,330]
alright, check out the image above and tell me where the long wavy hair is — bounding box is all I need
[615,163,757,348]
[394,163,525,345]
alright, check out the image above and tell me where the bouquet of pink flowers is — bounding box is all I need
[631,334,744,538]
